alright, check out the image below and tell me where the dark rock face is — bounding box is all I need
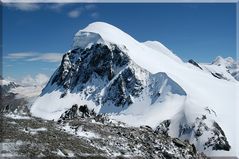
[102,66,143,107]
[204,122,231,151]
[49,44,130,92]
[44,44,135,107]
[211,72,228,80]
[155,120,171,136]
[44,44,186,112]
[188,59,203,70]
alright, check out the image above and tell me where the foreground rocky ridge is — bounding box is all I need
[1,95,207,158]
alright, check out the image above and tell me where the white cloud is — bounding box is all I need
[20,73,49,86]
[10,73,50,99]
[35,73,49,86]
[20,75,37,86]
[85,4,96,10]
[27,53,62,62]
[5,52,37,59]
[5,76,17,83]
[3,0,98,2]
[5,52,62,63]
[4,3,100,19]
[68,9,81,18]
[47,3,67,12]
[5,3,41,11]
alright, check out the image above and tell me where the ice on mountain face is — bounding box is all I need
[73,31,105,50]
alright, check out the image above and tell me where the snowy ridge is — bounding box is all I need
[74,22,140,50]
[143,41,183,63]
[31,22,239,157]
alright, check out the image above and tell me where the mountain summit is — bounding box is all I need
[31,22,238,157]
[73,22,139,50]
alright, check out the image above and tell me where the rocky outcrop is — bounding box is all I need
[180,110,230,152]
[56,105,208,159]
[188,59,203,70]
[204,122,231,151]
[155,120,171,136]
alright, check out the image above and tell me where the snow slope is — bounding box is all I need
[31,22,239,157]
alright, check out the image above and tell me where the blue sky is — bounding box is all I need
[2,3,237,80]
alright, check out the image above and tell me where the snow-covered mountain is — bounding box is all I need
[31,22,239,157]
[207,56,238,81]
[0,76,19,95]
[188,56,239,82]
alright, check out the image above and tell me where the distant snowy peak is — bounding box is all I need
[0,79,11,86]
[208,56,239,81]
[212,56,236,67]
[0,77,19,95]
[0,77,17,87]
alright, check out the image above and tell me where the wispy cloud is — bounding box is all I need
[5,52,62,63]
[47,3,67,12]
[85,4,96,10]
[3,0,99,2]
[4,3,100,19]
[5,3,41,11]
[9,73,50,98]
[5,73,49,87]
[20,73,49,86]
[5,52,37,59]
[27,53,62,62]
[91,12,99,18]
[68,9,82,18]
